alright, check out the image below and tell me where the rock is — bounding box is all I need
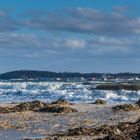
[38,105,78,113]
[14,100,48,112]
[67,127,95,136]
[104,132,129,140]
[136,99,140,106]
[0,100,77,114]
[95,84,140,91]
[100,119,140,139]
[0,100,48,114]
[51,99,70,106]
[53,119,140,139]
[0,107,11,114]
[112,104,139,112]
[94,99,107,105]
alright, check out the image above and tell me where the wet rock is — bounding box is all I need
[13,100,48,112]
[0,100,48,114]
[103,120,140,139]
[0,106,11,114]
[0,100,77,114]
[136,99,140,106]
[112,104,139,112]
[67,127,95,136]
[103,132,129,140]
[95,84,140,91]
[94,99,107,105]
[54,119,140,140]
[51,99,70,106]
[39,105,78,113]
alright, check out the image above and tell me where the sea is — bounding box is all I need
[0,80,139,104]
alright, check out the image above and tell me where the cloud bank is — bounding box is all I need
[0,7,140,72]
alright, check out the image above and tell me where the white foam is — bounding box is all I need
[0,81,139,104]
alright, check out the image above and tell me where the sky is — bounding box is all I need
[0,0,140,73]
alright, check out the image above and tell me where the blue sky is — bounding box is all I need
[0,0,140,73]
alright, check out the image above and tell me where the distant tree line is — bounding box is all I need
[0,70,139,79]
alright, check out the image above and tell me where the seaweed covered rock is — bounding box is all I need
[13,100,48,112]
[0,107,11,114]
[0,100,48,114]
[112,104,139,112]
[56,119,140,140]
[0,100,77,114]
[94,99,107,105]
[103,132,130,140]
[51,99,70,106]
[67,127,95,136]
[39,105,78,113]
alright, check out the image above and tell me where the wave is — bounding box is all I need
[0,81,139,104]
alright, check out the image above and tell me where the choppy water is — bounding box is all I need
[0,81,139,104]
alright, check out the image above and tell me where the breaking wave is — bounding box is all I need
[0,81,139,104]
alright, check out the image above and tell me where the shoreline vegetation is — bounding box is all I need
[0,70,140,79]
[0,99,140,140]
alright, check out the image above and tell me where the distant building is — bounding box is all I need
[102,74,107,81]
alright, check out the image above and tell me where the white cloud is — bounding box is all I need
[20,7,140,36]
[0,32,140,58]
[65,39,85,49]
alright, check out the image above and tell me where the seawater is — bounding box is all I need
[0,81,139,104]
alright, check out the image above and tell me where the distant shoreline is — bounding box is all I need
[0,70,140,80]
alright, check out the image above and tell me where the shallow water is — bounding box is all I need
[0,104,139,140]
[0,81,139,104]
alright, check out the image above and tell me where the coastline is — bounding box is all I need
[0,101,140,140]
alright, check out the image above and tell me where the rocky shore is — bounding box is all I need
[95,84,140,91]
[0,99,140,140]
